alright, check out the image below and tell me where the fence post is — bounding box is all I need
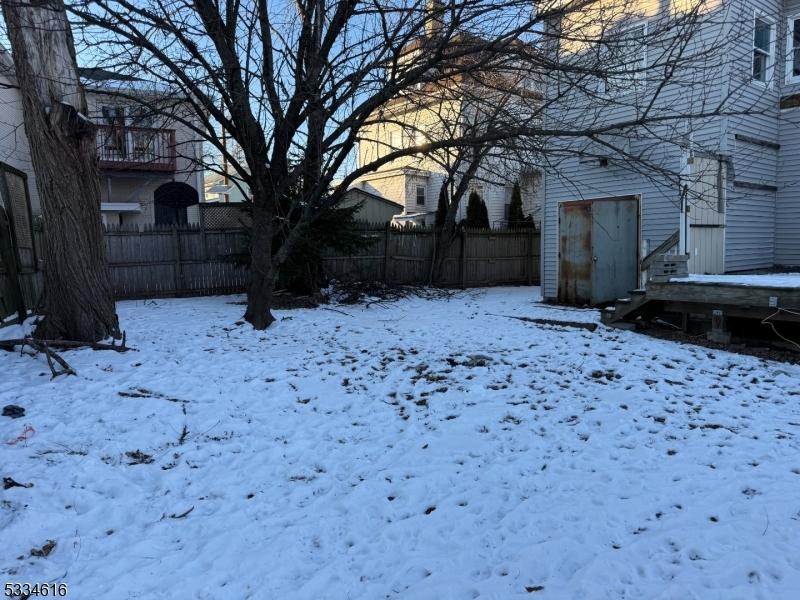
[460,228,468,289]
[172,226,184,295]
[527,227,535,286]
[383,222,391,283]
[199,205,208,261]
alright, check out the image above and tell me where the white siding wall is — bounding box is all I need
[776,0,800,265]
[0,74,41,214]
[542,0,800,298]
[542,157,683,300]
[719,0,782,271]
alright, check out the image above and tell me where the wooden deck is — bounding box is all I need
[603,277,800,327]
[646,280,800,323]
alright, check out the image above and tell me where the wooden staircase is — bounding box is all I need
[601,289,651,325]
[602,253,688,326]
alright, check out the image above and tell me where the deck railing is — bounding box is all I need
[96,125,176,172]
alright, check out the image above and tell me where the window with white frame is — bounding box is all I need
[752,15,774,84]
[415,185,426,206]
[787,16,800,84]
[601,22,647,95]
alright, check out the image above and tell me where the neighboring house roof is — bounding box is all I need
[345,187,404,210]
[356,167,432,180]
[78,67,141,83]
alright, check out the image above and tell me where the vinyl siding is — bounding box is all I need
[541,0,728,299]
[776,1,800,265]
[776,107,800,265]
[542,0,797,294]
[0,75,41,215]
[542,156,682,299]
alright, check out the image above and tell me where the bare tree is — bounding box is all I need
[67,0,746,328]
[2,0,120,341]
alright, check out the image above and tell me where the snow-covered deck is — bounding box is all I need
[671,273,800,289]
[2,288,800,598]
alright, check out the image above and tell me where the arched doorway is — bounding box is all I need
[154,182,198,226]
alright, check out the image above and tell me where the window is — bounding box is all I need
[415,185,426,206]
[601,22,647,95]
[0,165,34,257]
[752,16,774,84]
[787,16,800,84]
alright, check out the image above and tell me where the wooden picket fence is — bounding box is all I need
[322,223,540,287]
[103,224,248,299]
[2,223,540,316]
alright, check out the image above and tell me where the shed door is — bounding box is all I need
[590,198,639,303]
[558,201,592,304]
[684,156,725,274]
[558,196,639,305]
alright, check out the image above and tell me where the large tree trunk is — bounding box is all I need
[244,200,276,329]
[430,212,460,284]
[2,0,120,341]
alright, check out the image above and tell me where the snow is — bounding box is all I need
[671,273,800,288]
[2,287,800,599]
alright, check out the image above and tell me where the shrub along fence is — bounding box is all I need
[1,222,540,315]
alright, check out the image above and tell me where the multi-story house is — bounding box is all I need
[353,5,542,228]
[85,68,205,227]
[540,0,800,304]
[0,55,204,231]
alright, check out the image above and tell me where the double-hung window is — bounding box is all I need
[602,22,647,95]
[415,185,426,206]
[787,16,800,84]
[752,15,774,84]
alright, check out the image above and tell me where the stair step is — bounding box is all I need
[629,289,646,296]
[616,298,632,305]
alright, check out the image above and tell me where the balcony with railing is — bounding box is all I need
[96,125,177,172]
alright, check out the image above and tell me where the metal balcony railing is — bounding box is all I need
[96,125,176,172]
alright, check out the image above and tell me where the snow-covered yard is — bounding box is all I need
[2,288,800,599]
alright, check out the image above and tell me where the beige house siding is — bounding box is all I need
[354,95,541,227]
[87,91,204,227]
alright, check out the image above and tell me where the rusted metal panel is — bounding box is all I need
[558,196,640,306]
[558,201,592,304]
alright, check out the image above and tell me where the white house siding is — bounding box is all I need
[542,155,683,300]
[776,109,800,265]
[541,0,800,298]
[718,0,782,271]
[776,0,800,266]
[0,74,41,215]
[541,0,729,299]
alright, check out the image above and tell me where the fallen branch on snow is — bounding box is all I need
[0,331,129,353]
[488,314,599,332]
[3,476,34,489]
[3,338,77,378]
[168,506,194,519]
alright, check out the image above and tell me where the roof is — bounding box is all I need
[345,187,404,210]
[78,67,142,84]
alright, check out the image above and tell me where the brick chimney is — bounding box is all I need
[425,0,444,38]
